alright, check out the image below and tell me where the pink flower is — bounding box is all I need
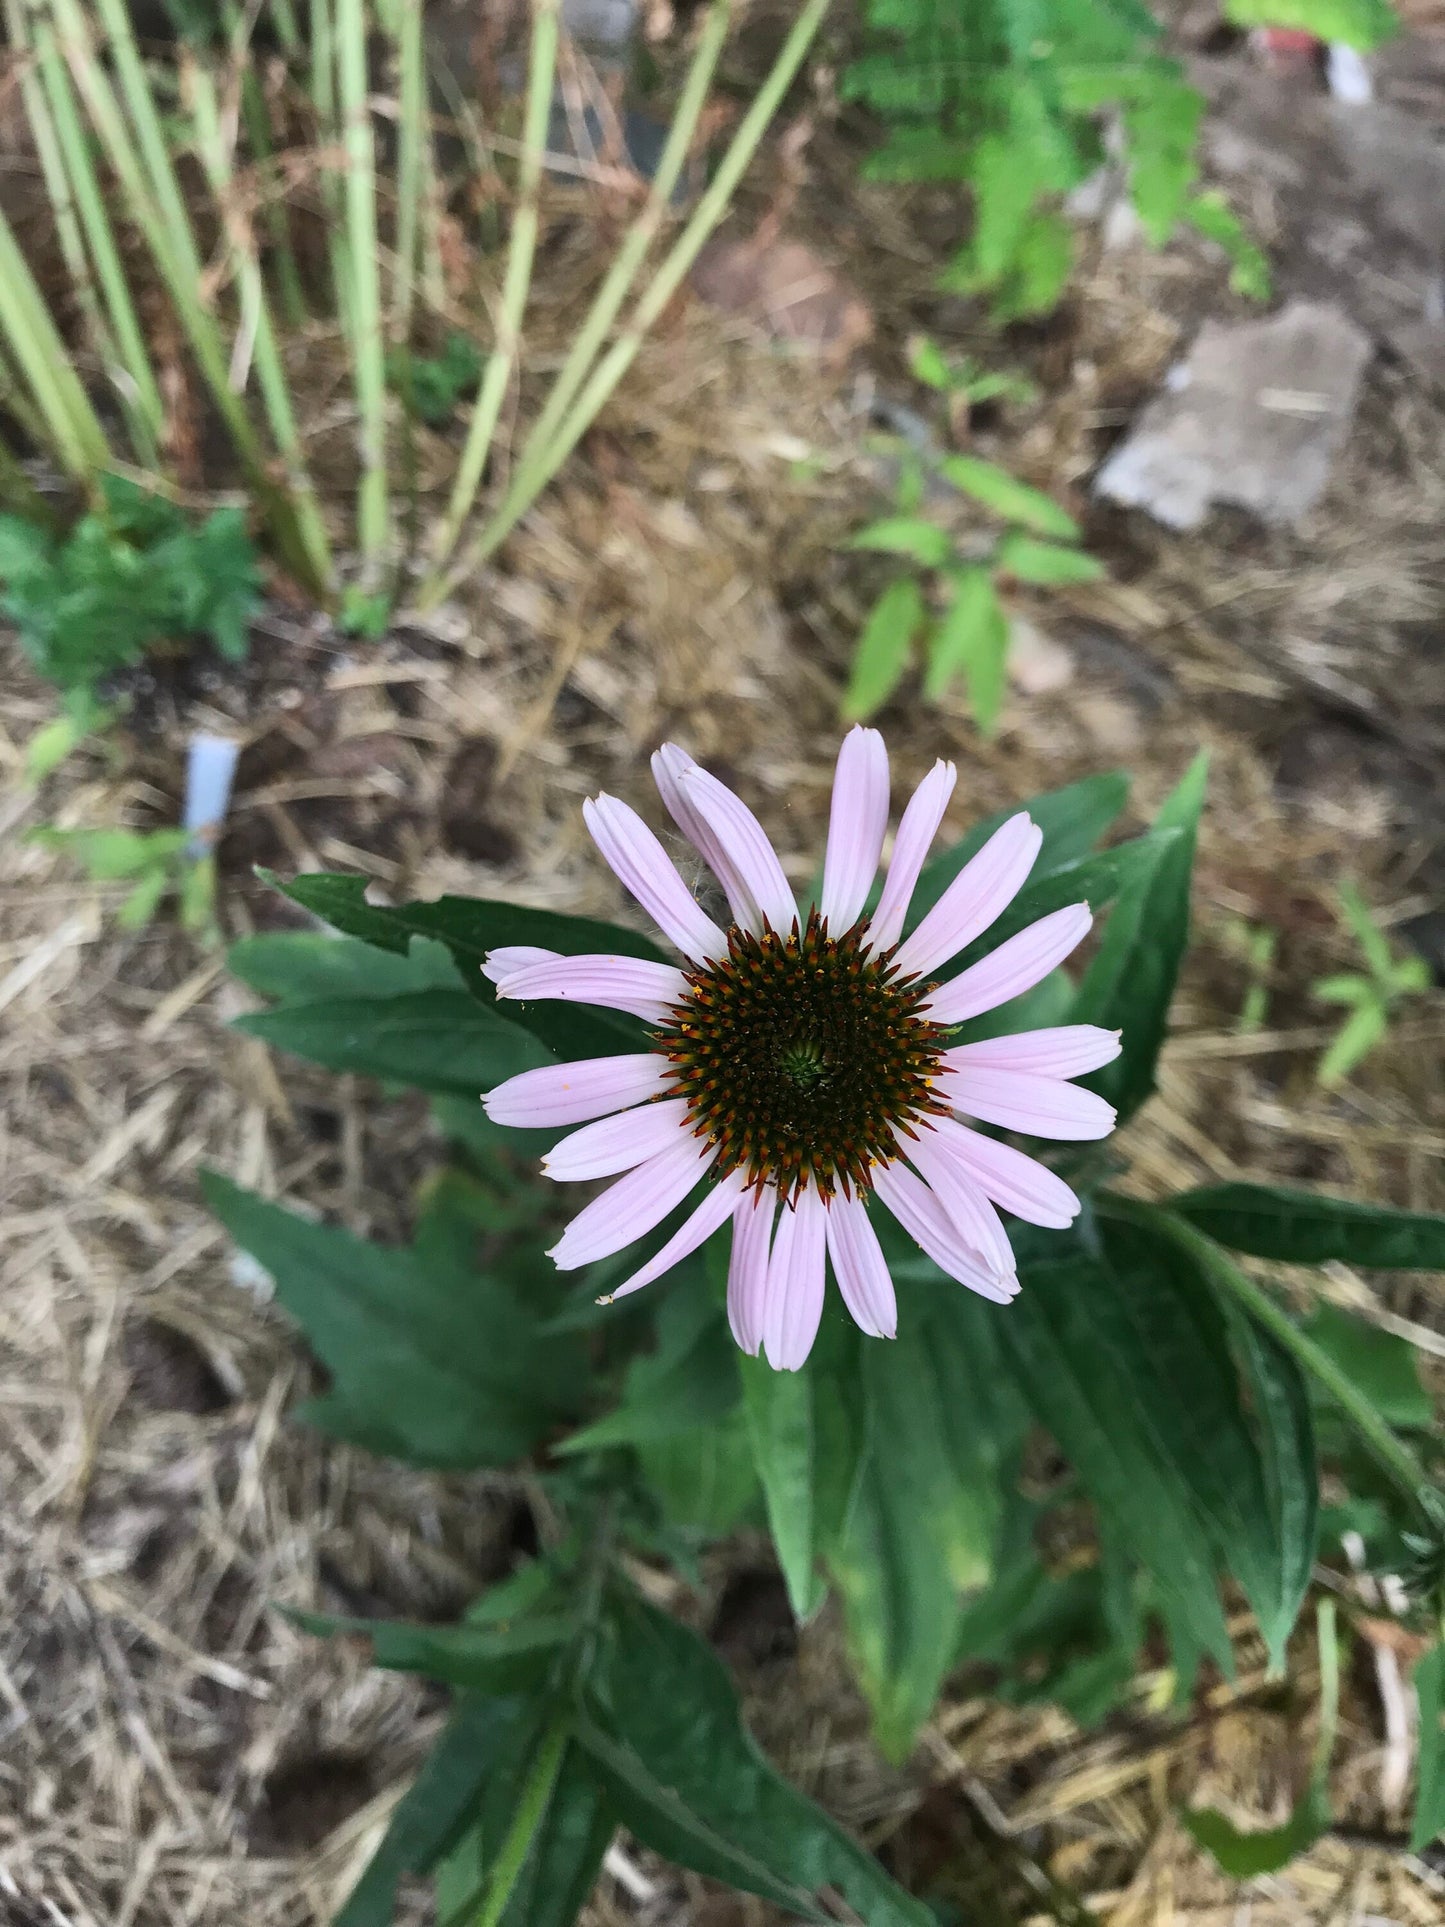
[483,732,1120,1370]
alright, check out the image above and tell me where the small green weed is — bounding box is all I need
[30,824,218,937]
[385,330,485,426]
[0,474,259,697]
[1312,883,1430,1087]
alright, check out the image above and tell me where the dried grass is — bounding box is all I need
[2,90,1444,1927]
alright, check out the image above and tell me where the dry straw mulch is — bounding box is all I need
[2,81,1445,1927]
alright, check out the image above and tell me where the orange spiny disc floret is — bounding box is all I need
[653,910,950,1202]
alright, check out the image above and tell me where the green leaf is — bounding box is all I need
[560,1287,740,1455]
[1003,1233,1235,1674]
[740,1352,826,1621]
[907,335,954,390]
[1312,973,1372,1006]
[1410,1644,1445,1852]
[995,532,1105,585]
[228,931,464,1001]
[828,1302,1010,1758]
[1224,0,1397,52]
[268,871,662,1062]
[1224,1310,1318,1669]
[1074,750,1207,1120]
[291,1609,575,1692]
[923,566,1009,731]
[482,1739,615,1927]
[937,455,1079,538]
[118,865,173,930]
[335,1696,528,1927]
[845,516,953,568]
[1170,1183,1445,1270]
[202,1170,583,1466]
[233,990,545,1098]
[33,825,189,879]
[842,577,926,720]
[1302,1304,1431,1430]
[634,1408,762,1535]
[906,770,1132,931]
[1317,1000,1388,1087]
[578,1587,934,1925]
[1181,1783,1330,1878]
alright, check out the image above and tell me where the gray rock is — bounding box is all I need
[1094,301,1372,530]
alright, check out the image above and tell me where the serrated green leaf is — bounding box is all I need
[937,455,1079,538]
[266,872,661,1062]
[1411,1644,1445,1852]
[842,577,925,721]
[906,770,1131,932]
[1075,750,1207,1120]
[202,1171,582,1467]
[1169,1183,1445,1270]
[578,1587,934,1925]
[228,931,464,1001]
[846,515,954,568]
[995,532,1104,585]
[233,989,545,1097]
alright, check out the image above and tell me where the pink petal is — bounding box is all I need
[893,813,1041,980]
[727,1186,776,1355]
[583,793,727,965]
[825,1193,897,1339]
[652,744,756,932]
[483,1052,672,1128]
[869,759,956,951]
[676,760,796,936]
[872,1160,1018,1303]
[762,1187,827,1371]
[605,1169,748,1301]
[542,1097,694,1181]
[820,726,890,932]
[900,1128,1017,1276]
[943,1067,1117,1142]
[548,1133,714,1270]
[922,903,1092,1026]
[944,1024,1121,1079]
[482,944,559,986]
[491,952,688,1023]
[934,1118,1080,1229]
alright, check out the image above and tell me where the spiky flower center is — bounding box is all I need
[654,911,949,1201]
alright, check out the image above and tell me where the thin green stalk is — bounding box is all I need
[187,55,333,589]
[0,197,111,479]
[1104,1195,1432,1514]
[236,52,308,326]
[50,0,328,594]
[307,0,354,343]
[470,1718,568,1927]
[32,17,166,461]
[503,1,728,516]
[419,0,830,607]
[426,0,559,576]
[392,0,425,335]
[337,0,389,576]
[4,1,106,350]
[267,0,300,52]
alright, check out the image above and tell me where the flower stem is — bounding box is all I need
[1105,1194,1431,1514]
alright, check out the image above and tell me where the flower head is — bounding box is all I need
[483,731,1120,1370]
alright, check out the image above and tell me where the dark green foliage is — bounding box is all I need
[0,475,259,693]
[843,0,1266,314]
[387,330,486,425]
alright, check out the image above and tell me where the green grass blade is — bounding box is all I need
[425,0,559,577]
[337,0,390,576]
